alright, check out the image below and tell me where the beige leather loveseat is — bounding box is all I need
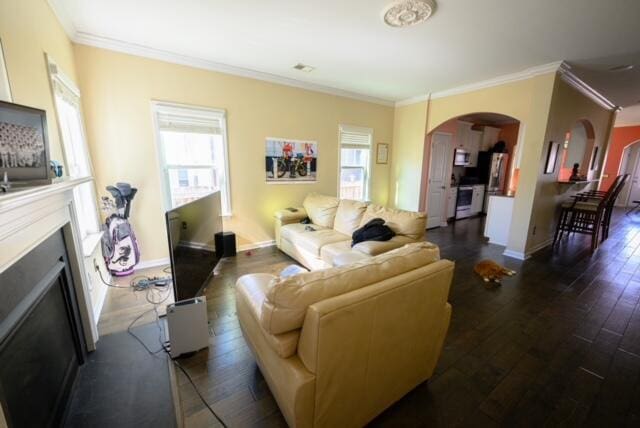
[274,193,427,270]
[235,242,454,427]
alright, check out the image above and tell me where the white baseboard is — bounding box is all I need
[137,242,275,270]
[503,249,527,260]
[503,237,553,260]
[526,238,553,257]
[92,277,108,321]
[137,257,171,270]
[238,240,276,252]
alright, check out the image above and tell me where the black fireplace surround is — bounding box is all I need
[0,231,86,427]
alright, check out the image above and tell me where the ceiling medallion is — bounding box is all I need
[383,0,436,28]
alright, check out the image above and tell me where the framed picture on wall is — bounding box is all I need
[376,143,389,164]
[0,38,12,102]
[544,141,560,174]
[0,101,50,182]
[265,137,318,183]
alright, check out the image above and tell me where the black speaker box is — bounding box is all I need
[215,231,236,258]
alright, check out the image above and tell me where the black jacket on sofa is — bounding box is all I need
[351,218,395,247]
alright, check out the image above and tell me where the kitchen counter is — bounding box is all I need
[484,194,514,246]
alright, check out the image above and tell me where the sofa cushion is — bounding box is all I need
[303,193,340,228]
[319,240,353,265]
[353,235,415,256]
[280,223,327,244]
[235,273,300,358]
[360,204,427,240]
[295,229,350,257]
[260,242,441,334]
[333,199,367,236]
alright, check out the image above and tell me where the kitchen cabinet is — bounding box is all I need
[456,121,473,149]
[455,121,482,167]
[481,126,501,151]
[447,187,457,219]
[471,184,485,215]
[468,130,482,167]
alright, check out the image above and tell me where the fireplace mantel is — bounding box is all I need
[0,176,99,351]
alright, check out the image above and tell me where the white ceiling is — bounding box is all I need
[616,104,640,127]
[52,0,640,106]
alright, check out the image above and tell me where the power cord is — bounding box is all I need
[121,276,228,427]
[97,268,130,288]
[172,358,227,428]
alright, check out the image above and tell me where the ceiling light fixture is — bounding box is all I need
[608,64,635,72]
[383,0,436,28]
[293,63,315,72]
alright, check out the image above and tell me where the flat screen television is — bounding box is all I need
[165,191,223,301]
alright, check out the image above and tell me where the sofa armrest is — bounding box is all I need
[274,207,307,248]
[235,273,300,358]
[274,207,308,223]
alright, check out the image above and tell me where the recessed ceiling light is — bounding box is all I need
[608,64,635,72]
[293,63,315,72]
[383,0,436,28]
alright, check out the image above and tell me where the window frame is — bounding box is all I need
[338,124,373,202]
[151,101,232,215]
[46,55,101,242]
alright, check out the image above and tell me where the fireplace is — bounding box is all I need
[0,230,86,427]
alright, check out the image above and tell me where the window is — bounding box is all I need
[339,125,372,201]
[152,102,231,215]
[48,56,100,241]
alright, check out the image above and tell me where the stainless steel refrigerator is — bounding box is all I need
[477,152,509,213]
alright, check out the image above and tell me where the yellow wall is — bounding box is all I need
[391,73,615,257]
[0,0,78,166]
[390,101,428,211]
[527,78,616,252]
[389,74,557,255]
[73,45,394,261]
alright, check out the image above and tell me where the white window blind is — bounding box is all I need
[47,56,100,241]
[152,102,231,215]
[339,125,372,201]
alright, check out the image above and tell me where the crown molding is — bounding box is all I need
[45,2,618,113]
[46,0,394,107]
[47,0,76,38]
[72,32,395,107]
[395,94,430,107]
[557,63,618,111]
[429,61,564,100]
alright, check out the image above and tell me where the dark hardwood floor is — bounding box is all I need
[176,209,640,427]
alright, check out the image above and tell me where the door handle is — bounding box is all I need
[441,186,446,189]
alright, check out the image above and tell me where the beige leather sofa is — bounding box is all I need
[274,193,427,270]
[235,242,454,427]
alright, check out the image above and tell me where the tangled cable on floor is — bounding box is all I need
[101,266,227,427]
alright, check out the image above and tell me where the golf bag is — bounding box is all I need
[101,182,140,276]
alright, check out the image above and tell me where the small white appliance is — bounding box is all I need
[166,296,209,358]
[454,149,471,166]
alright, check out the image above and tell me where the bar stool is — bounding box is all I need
[553,174,628,251]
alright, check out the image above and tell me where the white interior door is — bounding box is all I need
[617,146,634,206]
[627,146,640,205]
[427,133,451,228]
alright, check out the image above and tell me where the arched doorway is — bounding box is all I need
[557,119,598,182]
[420,112,522,230]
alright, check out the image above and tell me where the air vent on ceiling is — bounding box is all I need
[293,63,315,72]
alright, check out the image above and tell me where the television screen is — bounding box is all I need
[165,191,223,301]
